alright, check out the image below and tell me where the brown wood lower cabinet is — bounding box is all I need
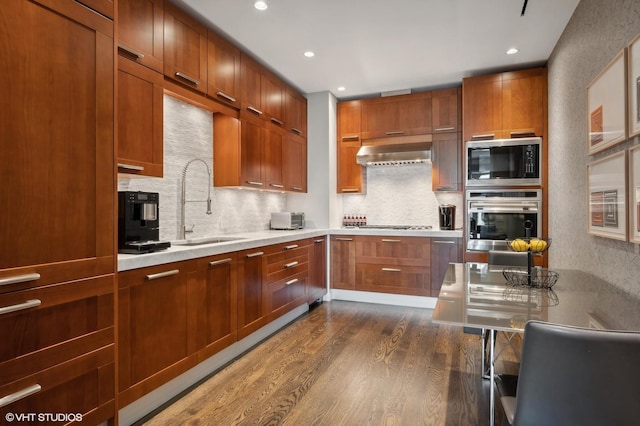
[117,237,323,406]
[430,238,463,297]
[193,254,238,362]
[330,235,462,298]
[355,236,431,296]
[264,241,309,321]
[308,237,327,303]
[0,275,115,423]
[118,261,198,406]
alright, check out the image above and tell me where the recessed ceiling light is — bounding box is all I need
[254,1,268,11]
[304,51,315,58]
[337,86,346,92]
[506,47,519,55]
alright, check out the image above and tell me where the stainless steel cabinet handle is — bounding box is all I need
[436,186,456,191]
[246,181,264,186]
[270,117,284,125]
[0,299,41,316]
[117,163,145,171]
[382,268,401,272]
[285,278,298,286]
[290,186,303,191]
[511,131,536,137]
[341,188,359,193]
[284,244,299,250]
[335,237,353,241]
[292,128,302,135]
[435,126,455,132]
[247,106,264,115]
[118,44,145,59]
[0,273,40,287]
[471,133,495,140]
[145,269,179,280]
[0,384,42,408]
[381,239,401,243]
[270,183,284,188]
[209,258,233,267]
[341,135,359,141]
[175,72,200,86]
[314,239,325,243]
[385,130,405,136]
[216,91,237,103]
[284,261,299,269]
[246,251,264,258]
[433,240,456,244]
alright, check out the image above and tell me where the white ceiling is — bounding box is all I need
[174,0,580,99]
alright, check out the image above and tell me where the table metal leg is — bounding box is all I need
[490,328,495,426]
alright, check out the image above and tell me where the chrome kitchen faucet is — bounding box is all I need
[180,158,213,239]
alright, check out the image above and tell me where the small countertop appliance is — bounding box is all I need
[118,191,171,254]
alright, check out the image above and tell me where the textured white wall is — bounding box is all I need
[342,162,463,229]
[118,95,286,241]
[547,0,640,295]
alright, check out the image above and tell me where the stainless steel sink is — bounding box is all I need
[172,236,245,246]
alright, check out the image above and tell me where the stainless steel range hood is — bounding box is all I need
[356,135,432,166]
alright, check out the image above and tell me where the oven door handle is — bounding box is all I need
[469,202,539,211]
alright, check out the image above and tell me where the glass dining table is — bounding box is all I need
[431,262,640,426]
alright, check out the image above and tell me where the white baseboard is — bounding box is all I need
[118,303,309,426]
[328,289,437,309]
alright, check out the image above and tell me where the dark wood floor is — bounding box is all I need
[141,301,520,426]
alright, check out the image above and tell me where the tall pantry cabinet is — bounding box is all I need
[0,0,116,424]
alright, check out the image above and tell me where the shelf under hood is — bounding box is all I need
[356,140,431,166]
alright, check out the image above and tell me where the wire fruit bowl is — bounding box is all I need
[503,267,559,289]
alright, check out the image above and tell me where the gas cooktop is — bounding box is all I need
[351,225,433,230]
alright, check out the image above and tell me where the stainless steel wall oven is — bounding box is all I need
[466,189,542,252]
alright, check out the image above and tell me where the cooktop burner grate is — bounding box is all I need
[355,225,433,230]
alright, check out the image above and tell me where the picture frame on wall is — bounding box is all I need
[628,145,640,243]
[628,32,640,138]
[587,150,627,240]
[586,49,628,155]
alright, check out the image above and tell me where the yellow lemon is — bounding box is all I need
[529,239,547,252]
[510,239,530,252]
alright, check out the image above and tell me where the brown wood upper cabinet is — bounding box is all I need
[283,133,308,193]
[163,0,208,92]
[431,132,462,192]
[117,59,164,177]
[360,92,432,140]
[431,87,461,133]
[462,67,546,141]
[118,0,164,72]
[285,88,308,137]
[337,100,365,194]
[240,54,286,126]
[207,30,241,108]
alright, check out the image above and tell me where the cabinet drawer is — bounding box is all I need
[356,236,430,266]
[0,275,114,377]
[0,346,114,424]
[266,247,309,280]
[265,271,307,314]
[356,263,430,297]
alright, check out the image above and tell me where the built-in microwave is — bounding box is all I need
[466,137,542,187]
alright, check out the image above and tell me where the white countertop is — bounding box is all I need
[117,228,463,272]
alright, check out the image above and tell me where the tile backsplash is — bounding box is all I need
[118,95,286,242]
[341,163,463,229]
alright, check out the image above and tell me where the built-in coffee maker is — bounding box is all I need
[439,204,456,230]
[118,191,171,254]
